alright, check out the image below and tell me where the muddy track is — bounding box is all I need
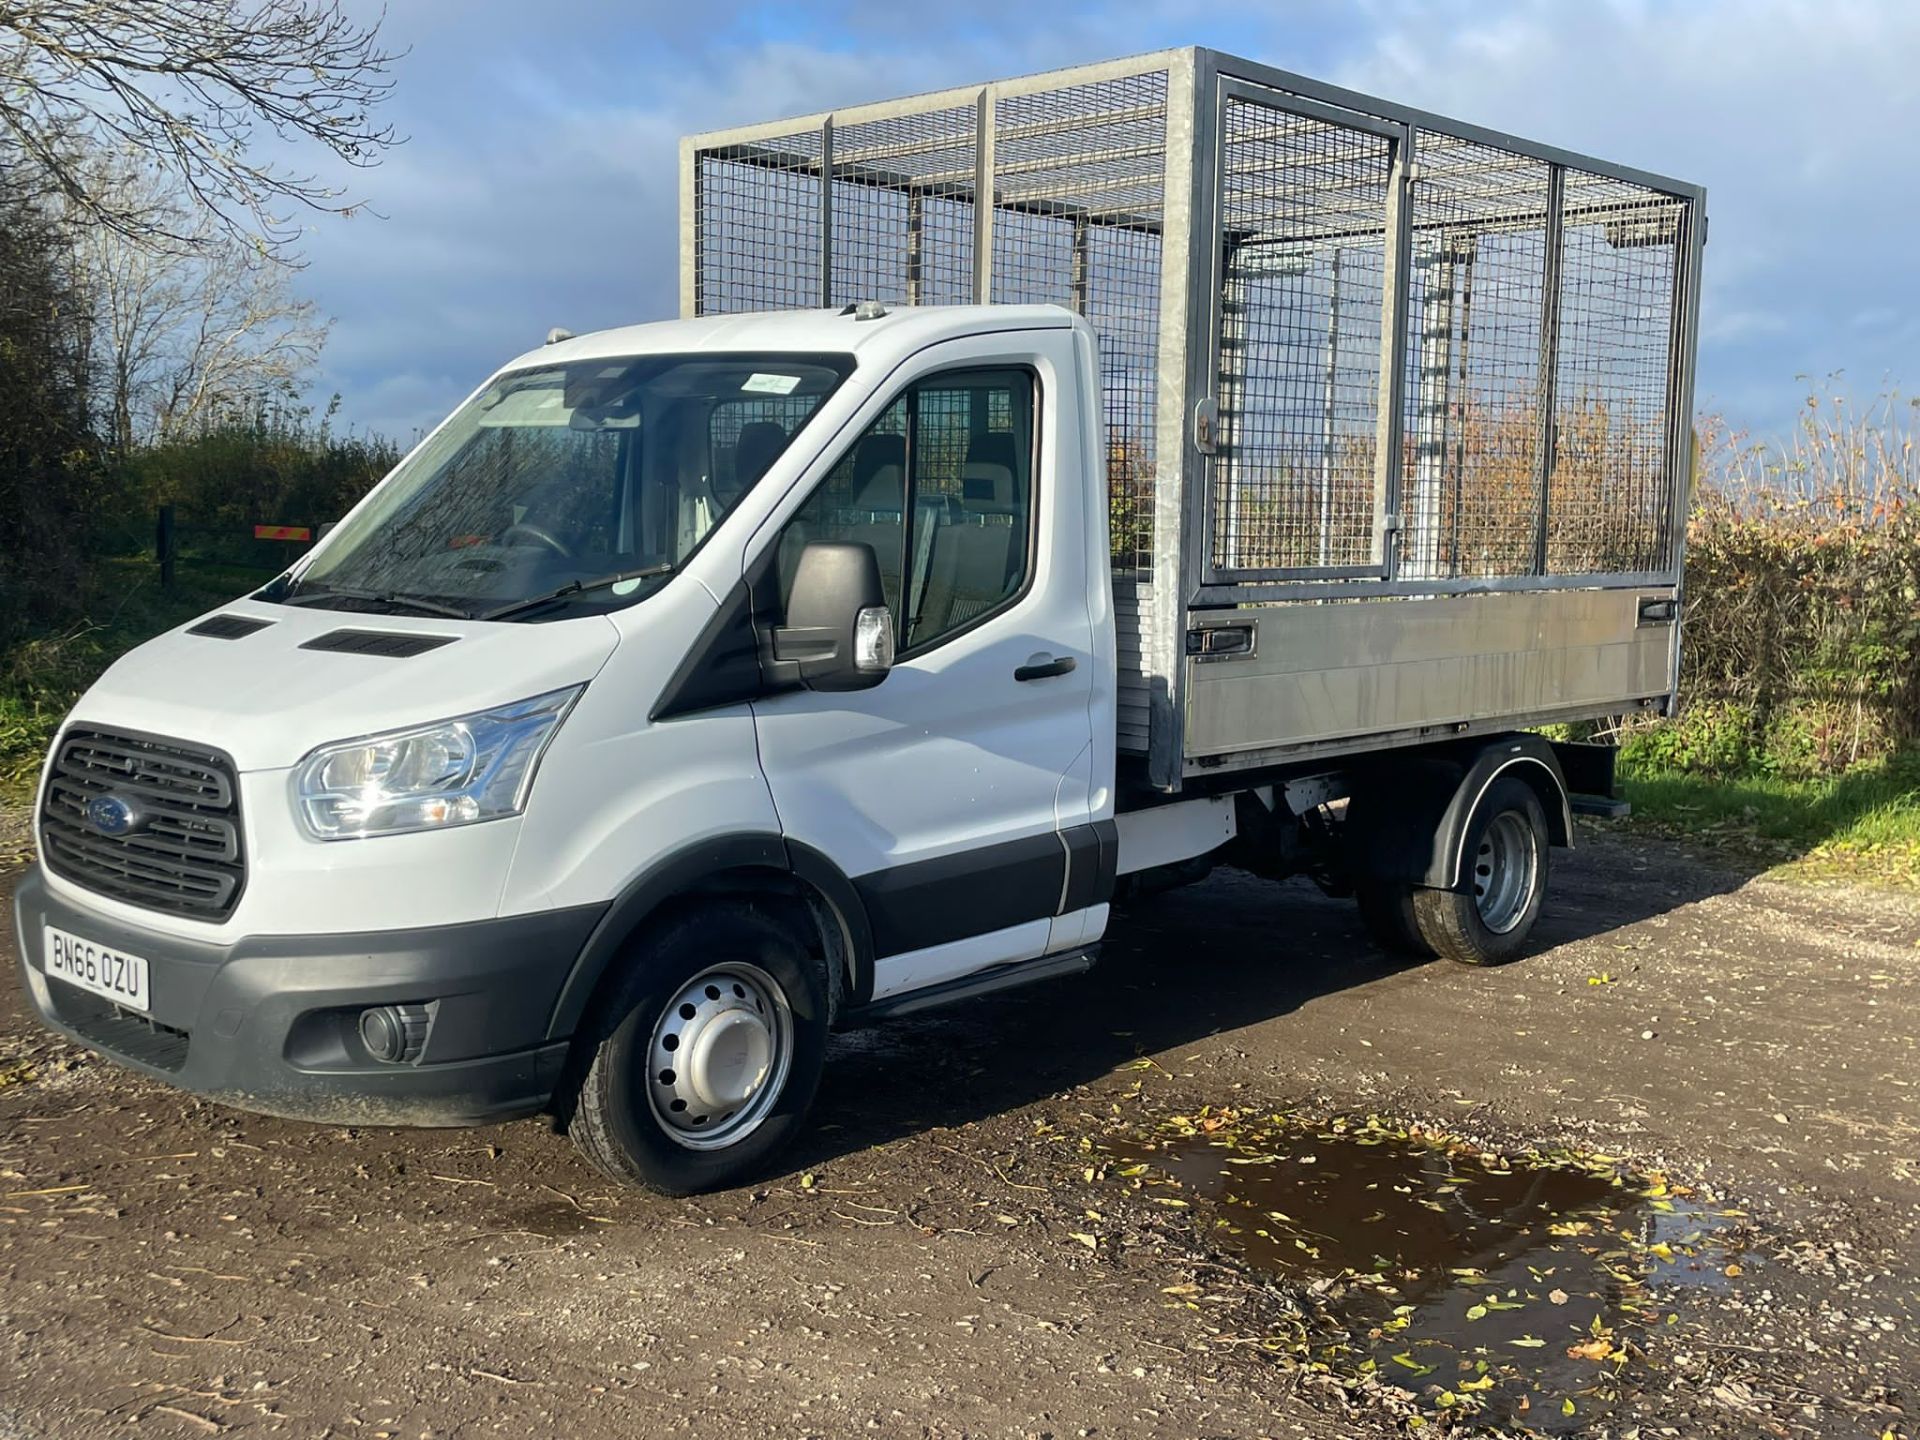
[2,825,1915,1438]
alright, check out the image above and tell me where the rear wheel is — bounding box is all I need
[1355,879,1431,957]
[1410,777,1550,966]
[567,904,830,1195]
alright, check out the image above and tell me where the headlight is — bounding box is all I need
[293,686,582,840]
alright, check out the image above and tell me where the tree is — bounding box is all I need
[71,151,327,449]
[0,0,398,259]
[0,158,109,639]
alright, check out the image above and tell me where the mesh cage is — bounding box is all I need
[829,105,980,306]
[695,129,826,312]
[1397,135,1553,580]
[688,65,1171,575]
[1213,94,1395,574]
[686,50,1698,599]
[1547,170,1686,575]
[1206,89,1691,588]
[992,72,1168,574]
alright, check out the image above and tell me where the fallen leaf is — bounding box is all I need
[1509,1337,1547,1348]
[1548,1288,1570,1305]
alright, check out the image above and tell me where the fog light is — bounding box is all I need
[359,1003,430,1064]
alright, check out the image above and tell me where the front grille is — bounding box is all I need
[40,728,246,920]
[48,988,191,1072]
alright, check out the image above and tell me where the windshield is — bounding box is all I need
[285,351,854,618]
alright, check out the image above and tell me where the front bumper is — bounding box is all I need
[12,864,606,1127]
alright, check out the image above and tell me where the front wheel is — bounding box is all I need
[1410,776,1550,966]
[566,904,831,1194]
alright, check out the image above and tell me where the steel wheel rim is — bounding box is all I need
[645,962,793,1151]
[1472,811,1538,935]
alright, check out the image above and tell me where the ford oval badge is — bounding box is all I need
[84,793,141,837]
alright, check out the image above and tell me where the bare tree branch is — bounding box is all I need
[0,0,400,259]
[70,149,327,446]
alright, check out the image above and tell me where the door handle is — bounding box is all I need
[1014,654,1077,682]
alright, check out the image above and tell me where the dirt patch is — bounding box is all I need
[2,825,1917,1438]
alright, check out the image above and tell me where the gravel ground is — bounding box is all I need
[1,821,1915,1438]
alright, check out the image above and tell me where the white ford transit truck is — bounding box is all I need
[13,49,1704,1193]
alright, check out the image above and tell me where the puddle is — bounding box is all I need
[1103,1113,1742,1433]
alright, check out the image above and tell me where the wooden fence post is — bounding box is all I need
[156,504,175,589]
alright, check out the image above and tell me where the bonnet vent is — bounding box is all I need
[186,615,274,640]
[299,629,459,658]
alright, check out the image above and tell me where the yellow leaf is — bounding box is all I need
[1068,1232,1099,1249]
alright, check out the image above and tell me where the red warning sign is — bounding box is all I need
[253,525,312,541]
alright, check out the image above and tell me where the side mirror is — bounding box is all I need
[770,542,893,692]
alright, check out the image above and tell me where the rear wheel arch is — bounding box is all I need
[1443,751,1572,889]
[1347,735,1571,892]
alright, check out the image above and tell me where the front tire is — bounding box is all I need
[1410,776,1550,966]
[567,903,830,1195]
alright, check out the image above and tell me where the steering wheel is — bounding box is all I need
[500,521,572,560]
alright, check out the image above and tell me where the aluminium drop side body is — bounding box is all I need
[683,46,1706,790]
[10,47,1703,1192]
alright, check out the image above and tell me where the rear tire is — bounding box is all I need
[1356,880,1432,957]
[1410,777,1550,966]
[566,903,830,1195]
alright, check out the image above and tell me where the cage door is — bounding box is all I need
[1206,83,1406,583]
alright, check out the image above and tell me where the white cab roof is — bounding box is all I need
[500,304,1077,375]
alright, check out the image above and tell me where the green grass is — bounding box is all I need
[0,556,272,800]
[1620,752,1920,888]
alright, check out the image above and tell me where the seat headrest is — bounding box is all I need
[731,421,788,489]
[966,432,1020,473]
[960,461,1016,514]
[853,432,907,489]
[853,464,903,512]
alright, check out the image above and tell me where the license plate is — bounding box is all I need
[43,925,150,1012]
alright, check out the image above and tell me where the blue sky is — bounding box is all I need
[294,0,1919,443]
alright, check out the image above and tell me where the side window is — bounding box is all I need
[777,369,1034,653]
[778,397,908,617]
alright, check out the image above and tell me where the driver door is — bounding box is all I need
[750,331,1101,1003]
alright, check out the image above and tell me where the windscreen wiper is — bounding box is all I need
[282,582,478,621]
[479,563,677,622]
